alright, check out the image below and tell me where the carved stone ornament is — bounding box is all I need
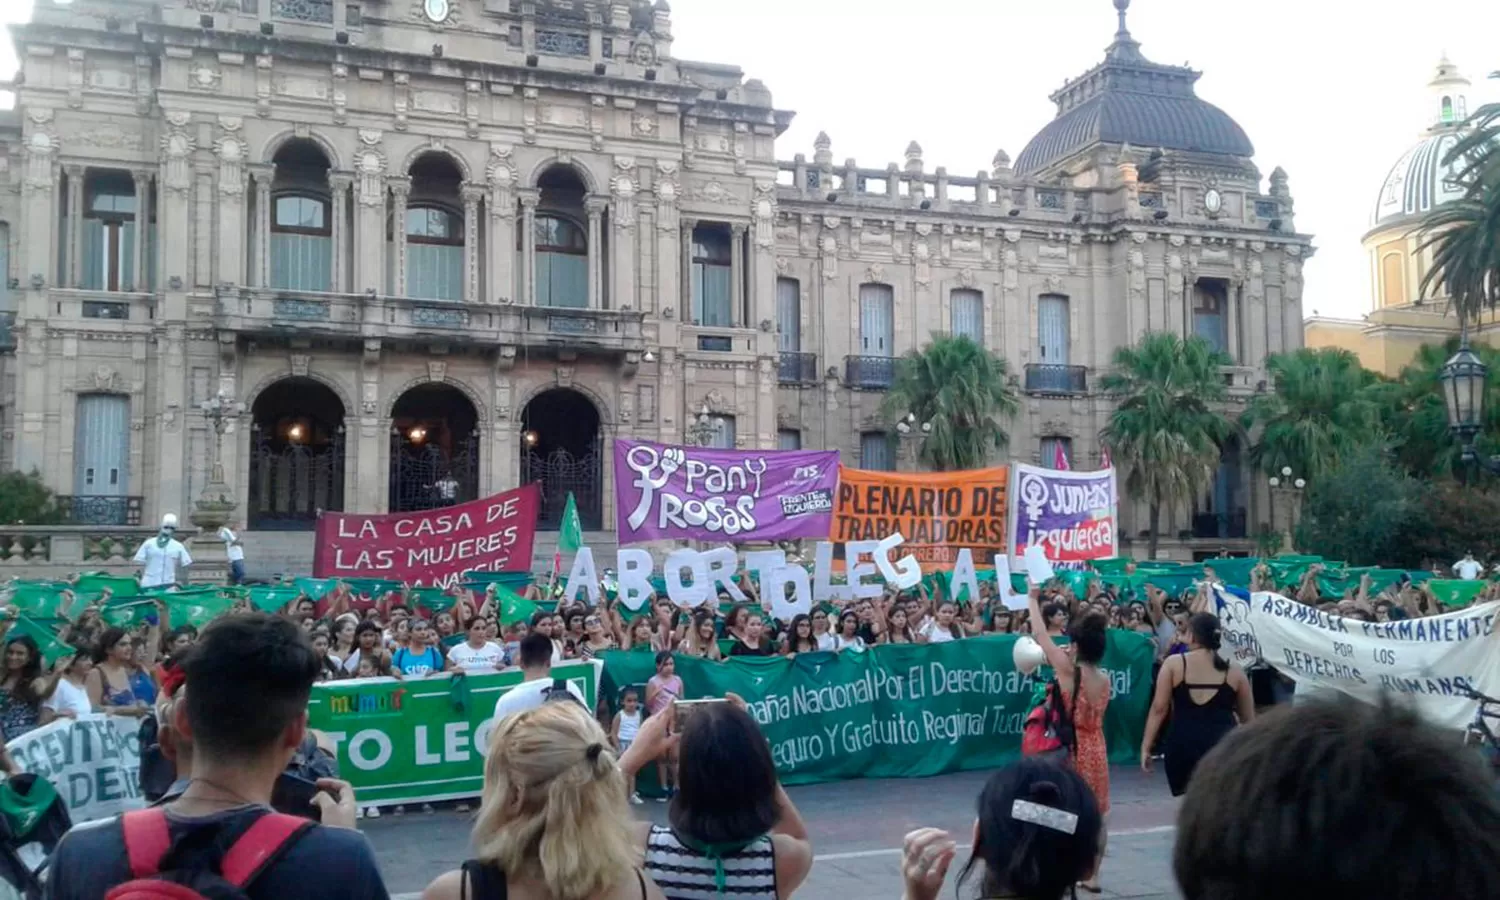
[630,32,657,67]
[290,354,310,378]
[486,145,516,187]
[632,113,657,137]
[703,389,727,413]
[410,0,459,27]
[91,365,121,392]
[160,114,197,195]
[956,268,976,288]
[775,257,789,275]
[1044,274,1064,293]
[777,409,798,430]
[428,360,447,383]
[866,263,886,283]
[355,133,387,207]
[189,62,222,91]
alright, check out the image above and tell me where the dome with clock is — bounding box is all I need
[1369,56,1472,231]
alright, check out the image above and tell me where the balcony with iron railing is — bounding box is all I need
[778,351,819,385]
[58,495,144,527]
[845,355,897,390]
[1023,364,1088,396]
[1191,509,1248,541]
[215,287,645,359]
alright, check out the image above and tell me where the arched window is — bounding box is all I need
[535,214,587,308]
[83,173,138,292]
[1442,95,1455,124]
[271,192,332,292]
[405,205,463,301]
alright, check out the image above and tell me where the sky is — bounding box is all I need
[3,0,1497,321]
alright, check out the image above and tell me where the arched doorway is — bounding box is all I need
[389,383,480,513]
[247,378,345,530]
[520,389,601,530]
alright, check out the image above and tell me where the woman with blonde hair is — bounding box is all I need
[422,701,666,900]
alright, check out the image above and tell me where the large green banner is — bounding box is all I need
[306,661,600,805]
[599,631,1154,786]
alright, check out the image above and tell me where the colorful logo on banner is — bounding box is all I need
[830,465,1009,568]
[312,484,541,588]
[613,439,838,543]
[1008,464,1117,565]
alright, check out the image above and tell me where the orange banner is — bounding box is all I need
[830,465,1010,568]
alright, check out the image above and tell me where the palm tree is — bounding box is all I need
[1100,332,1233,559]
[1382,337,1500,478]
[1240,347,1385,481]
[1417,76,1500,325]
[882,334,1019,471]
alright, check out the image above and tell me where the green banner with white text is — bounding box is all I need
[305,661,600,806]
[600,631,1154,785]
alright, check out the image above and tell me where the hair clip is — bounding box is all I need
[586,742,604,762]
[1011,799,1079,835]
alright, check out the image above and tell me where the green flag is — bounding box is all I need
[559,492,583,554]
[496,586,537,628]
[8,616,76,668]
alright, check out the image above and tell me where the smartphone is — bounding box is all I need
[673,698,729,733]
[271,772,323,821]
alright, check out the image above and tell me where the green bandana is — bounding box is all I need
[675,833,764,894]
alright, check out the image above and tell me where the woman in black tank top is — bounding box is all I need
[1140,613,1256,796]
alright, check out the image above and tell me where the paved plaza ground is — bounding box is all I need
[370,765,1182,900]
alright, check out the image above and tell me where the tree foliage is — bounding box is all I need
[1241,347,1385,480]
[1100,332,1233,559]
[1295,444,1420,568]
[0,470,63,526]
[1417,77,1500,324]
[1380,337,1500,479]
[882,334,1019,472]
[1400,481,1500,567]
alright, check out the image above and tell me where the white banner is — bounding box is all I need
[6,715,145,824]
[1215,590,1500,730]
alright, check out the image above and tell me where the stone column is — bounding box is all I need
[730,223,746,326]
[586,197,605,309]
[461,183,484,304]
[249,164,274,288]
[1227,279,1243,364]
[387,176,410,296]
[357,340,383,512]
[519,190,538,305]
[611,195,638,313]
[216,165,249,287]
[132,171,152,292]
[328,171,352,293]
[64,165,84,288]
[14,131,60,476]
[352,169,386,295]
[680,217,697,321]
[487,182,515,305]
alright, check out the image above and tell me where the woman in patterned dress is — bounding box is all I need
[1027,588,1112,893]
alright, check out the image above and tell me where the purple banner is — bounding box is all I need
[1008,463,1118,564]
[613,439,839,543]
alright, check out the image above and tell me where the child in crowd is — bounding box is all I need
[611,687,644,804]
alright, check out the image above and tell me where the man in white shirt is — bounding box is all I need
[491,632,585,721]
[218,521,246,585]
[1454,553,1485,581]
[447,618,505,671]
[134,513,193,590]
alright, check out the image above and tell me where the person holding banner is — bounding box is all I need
[1025,588,1111,894]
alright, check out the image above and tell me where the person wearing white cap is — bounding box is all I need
[134,513,193,590]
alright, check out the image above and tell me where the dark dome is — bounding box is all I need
[1015,11,1254,176]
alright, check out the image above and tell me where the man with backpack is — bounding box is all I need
[43,613,390,899]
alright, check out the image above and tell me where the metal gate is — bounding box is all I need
[389,429,480,513]
[522,438,602,531]
[248,424,345,530]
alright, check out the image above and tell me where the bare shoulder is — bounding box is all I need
[771,833,814,894]
[421,868,464,900]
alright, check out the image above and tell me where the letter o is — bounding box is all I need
[473,718,497,758]
[348,729,393,771]
[681,498,711,527]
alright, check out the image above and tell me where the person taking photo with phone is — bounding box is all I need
[44,612,389,899]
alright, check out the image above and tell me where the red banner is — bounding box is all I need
[313,485,540,588]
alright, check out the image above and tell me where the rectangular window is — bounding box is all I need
[860,432,894,471]
[777,429,801,451]
[777,277,801,352]
[858,283,894,356]
[1193,280,1229,355]
[74,393,131,502]
[0,222,10,315]
[709,415,736,450]
[950,288,983,343]
[1037,294,1070,365]
[1040,436,1073,470]
[692,226,733,327]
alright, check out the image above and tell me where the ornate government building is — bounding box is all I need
[0,0,1313,571]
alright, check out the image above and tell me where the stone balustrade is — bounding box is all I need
[0,526,228,583]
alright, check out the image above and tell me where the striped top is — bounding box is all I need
[643,825,778,900]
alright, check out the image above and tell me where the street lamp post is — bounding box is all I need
[685,403,717,448]
[894,412,931,469]
[191,389,245,532]
[1267,466,1307,552]
[1439,335,1500,473]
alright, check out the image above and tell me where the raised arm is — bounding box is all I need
[1025,588,1073,677]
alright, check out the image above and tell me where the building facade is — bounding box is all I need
[0,0,1312,572]
[1305,56,1492,377]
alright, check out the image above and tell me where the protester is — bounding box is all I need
[85,627,149,718]
[679,613,722,660]
[448,617,505,671]
[492,632,586,721]
[831,611,866,652]
[44,612,388,899]
[577,613,618,660]
[783,615,817,655]
[1025,588,1110,893]
[901,758,1103,900]
[343,620,389,677]
[919,601,965,643]
[133,513,193,590]
[421,701,665,900]
[40,652,93,722]
[1140,612,1255,796]
[1174,697,1500,900]
[0,636,44,738]
[611,687,645,805]
[1454,551,1485,580]
[729,612,773,656]
[623,697,813,900]
[218,521,247,585]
